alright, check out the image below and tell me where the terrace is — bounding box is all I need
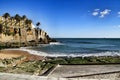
[49,64,120,79]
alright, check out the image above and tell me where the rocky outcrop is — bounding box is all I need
[0,13,56,47]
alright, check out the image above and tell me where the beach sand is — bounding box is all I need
[0,49,45,60]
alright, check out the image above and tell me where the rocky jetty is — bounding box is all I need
[0,13,56,48]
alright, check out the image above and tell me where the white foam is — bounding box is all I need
[3,47,47,56]
[49,42,63,45]
[22,49,120,57]
[3,47,120,57]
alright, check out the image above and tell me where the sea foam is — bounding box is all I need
[49,42,63,45]
[4,47,120,57]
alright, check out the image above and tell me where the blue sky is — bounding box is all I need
[1,0,120,38]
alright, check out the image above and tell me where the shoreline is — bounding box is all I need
[1,48,120,59]
[1,49,120,66]
[0,49,45,60]
[19,47,120,57]
[0,48,120,77]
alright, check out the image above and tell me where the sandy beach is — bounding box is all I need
[0,49,45,60]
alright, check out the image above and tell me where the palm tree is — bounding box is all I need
[36,22,40,29]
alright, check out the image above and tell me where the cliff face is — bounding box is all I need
[0,13,54,47]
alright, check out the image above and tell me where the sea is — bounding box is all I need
[21,38,120,57]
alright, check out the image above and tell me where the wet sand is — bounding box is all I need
[0,49,45,60]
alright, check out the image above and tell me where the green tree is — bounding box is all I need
[2,13,10,19]
[36,22,40,29]
[15,14,21,22]
[25,19,32,25]
[22,15,27,20]
[25,19,32,30]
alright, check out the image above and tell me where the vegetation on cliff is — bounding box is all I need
[0,13,32,36]
[0,13,56,48]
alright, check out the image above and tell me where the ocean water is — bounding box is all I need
[26,38,120,57]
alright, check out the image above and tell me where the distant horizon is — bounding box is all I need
[1,0,120,38]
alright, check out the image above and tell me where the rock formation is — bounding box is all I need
[0,13,56,47]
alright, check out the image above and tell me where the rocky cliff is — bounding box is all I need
[0,13,56,47]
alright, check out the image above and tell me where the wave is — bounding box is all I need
[4,47,48,56]
[5,47,120,57]
[49,42,63,45]
[46,51,120,57]
[4,47,120,57]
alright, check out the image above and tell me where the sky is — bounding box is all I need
[0,0,120,38]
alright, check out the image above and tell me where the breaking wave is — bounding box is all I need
[6,47,120,57]
[49,42,63,45]
[4,38,120,57]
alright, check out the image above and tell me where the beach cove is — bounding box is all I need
[1,49,120,80]
[1,31,120,79]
